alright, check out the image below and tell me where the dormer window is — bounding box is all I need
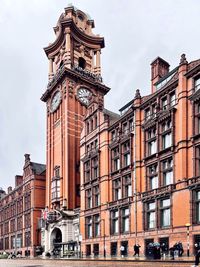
[78,57,86,69]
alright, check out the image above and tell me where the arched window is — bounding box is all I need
[78,57,86,69]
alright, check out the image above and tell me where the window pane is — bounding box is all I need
[162,199,170,207]
[162,209,170,227]
[164,171,173,185]
[149,211,155,228]
[150,176,158,189]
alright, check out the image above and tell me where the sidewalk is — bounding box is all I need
[37,255,195,263]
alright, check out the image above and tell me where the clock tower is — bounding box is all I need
[41,5,110,253]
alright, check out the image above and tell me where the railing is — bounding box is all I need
[141,184,175,199]
[72,65,103,83]
[108,197,133,208]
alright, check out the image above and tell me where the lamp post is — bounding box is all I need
[185,223,191,257]
[100,218,106,258]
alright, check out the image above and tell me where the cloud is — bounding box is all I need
[0,0,200,189]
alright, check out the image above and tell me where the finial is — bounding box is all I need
[179,53,188,65]
[134,89,141,99]
[24,154,30,162]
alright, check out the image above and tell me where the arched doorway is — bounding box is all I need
[50,227,62,255]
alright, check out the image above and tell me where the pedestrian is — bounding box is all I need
[169,246,175,260]
[191,243,200,267]
[133,244,141,257]
[160,243,166,258]
[178,242,184,256]
[120,245,125,258]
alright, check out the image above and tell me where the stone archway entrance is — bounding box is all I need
[50,227,62,255]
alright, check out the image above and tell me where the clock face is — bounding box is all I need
[50,90,61,113]
[77,88,92,106]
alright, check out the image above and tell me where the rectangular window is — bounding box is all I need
[147,202,156,229]
[123,175,132,197]
[195,146,200,176]
[129,119,134,131]
[145,108,151,121]
[161,121,172,149]
[113,178,121,200]
[160,199,170,227]
[195,191,200,223]
[162,133,172,149]
[86,189,92,209]
[111,210,119,234]
[161,97,168,110]
[112,147,120,171]
[84,161,90,182]
[122,142,130,167]
[111,130,117,142]
[170,92,176,107]
[148,140,157,155]
[122,122,128,135]
[162,158,173,185]
[148,164,158,190]
[152,104,156,118]
[195,77,200,91]
[86,217,92,238]
[94,214,100,237]
[92,157,99,179]
[121,208,129,233]
[51,178,60,200]
[147,128,157,156]
[93,185,100,207]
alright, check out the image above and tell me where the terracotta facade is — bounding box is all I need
[80,54,200,257]
[0,154,46,257]
[40,5,109,255]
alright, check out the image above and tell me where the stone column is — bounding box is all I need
[64,29,71,68]
[96,50,101,74]
[48,58,54,80]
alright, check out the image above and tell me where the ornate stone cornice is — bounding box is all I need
[44,18,104,58]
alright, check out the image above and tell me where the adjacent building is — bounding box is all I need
[80,54,200,257]
[0,154,46,257]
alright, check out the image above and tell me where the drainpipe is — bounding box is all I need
[133,108,137,244]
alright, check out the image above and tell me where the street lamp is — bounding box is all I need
[185,223,191,257]
[100,218,106,258]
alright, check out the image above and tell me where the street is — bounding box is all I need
[0,259,193,267]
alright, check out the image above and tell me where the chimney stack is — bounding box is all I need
[151,57,170,93]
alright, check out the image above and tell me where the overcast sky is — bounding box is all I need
[0,0,200,191]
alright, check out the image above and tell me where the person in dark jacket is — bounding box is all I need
[133,244,141,257]
[169,246,175,260]
[193,243,200,267]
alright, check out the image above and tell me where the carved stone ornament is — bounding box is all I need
[98,94,104,110]
[68,81,74,98]
[179,53,188,65]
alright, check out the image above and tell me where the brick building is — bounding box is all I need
[80,54,200,257]
[40,5,109,256]
[0,154,46,257]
